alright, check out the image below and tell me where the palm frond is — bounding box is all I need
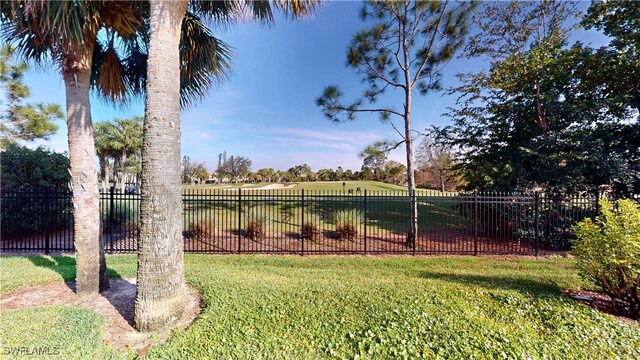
[120,19,149,100]
[96,1,142,38]
[189,0,239,28]
[271,0,321,20]
[246,1,275,23]
[1,1,108,68]
[95,44,127,104]
[8,1,100,45]
[179,12,235,108]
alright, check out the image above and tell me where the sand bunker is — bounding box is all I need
[222,183,298,190]
[256,183,298,190]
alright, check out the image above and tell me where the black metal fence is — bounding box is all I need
[1,188,606,255]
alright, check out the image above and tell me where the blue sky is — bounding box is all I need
[24,1,609,172]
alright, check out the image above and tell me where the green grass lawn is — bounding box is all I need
[293,181,408,192]
[0,255,638,359]
[182,180,457,194]
[106,181,467,236]
[181,193,467,234]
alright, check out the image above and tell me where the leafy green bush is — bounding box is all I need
[0,143,70,189]
[1,189,72,238]
[334,209,363,241]
[1,144,72,238]
[572,199,640,319]
[302,214,323,241]
[245,210,269,240]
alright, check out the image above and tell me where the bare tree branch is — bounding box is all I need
[389,120,406,140]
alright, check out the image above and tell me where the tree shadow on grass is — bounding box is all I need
[27,255,123,289]
[416,270,564,297]
[27,255,133,325]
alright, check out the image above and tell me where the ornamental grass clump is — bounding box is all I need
[183,219,215,241]
[571,199,640,319]
[245,210,268,241]
[302,214,323,241]
[333,209,364,241]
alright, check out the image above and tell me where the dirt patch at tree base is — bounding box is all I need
[0,278,201,354]
[563,289,638,325]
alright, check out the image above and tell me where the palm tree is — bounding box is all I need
[136,0,320,332]
[2,1,233,295]
[106,117,142,193]
[1,1,144,294]
[94,121,118,193]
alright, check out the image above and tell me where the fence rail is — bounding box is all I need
[1,188,606,255]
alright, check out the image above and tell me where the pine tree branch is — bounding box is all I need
[389,120,406,140]
[412,0,450,88]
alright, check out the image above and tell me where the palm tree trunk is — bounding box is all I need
[103,154,110,193]
[99,155,107,193]
[112,158,119,190]
[63,42,109,294]
[135,0,187,332]
[120,148,127,194]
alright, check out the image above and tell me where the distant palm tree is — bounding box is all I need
[94,121,118,193]
[106,117,142,193]
[136,0,320,332]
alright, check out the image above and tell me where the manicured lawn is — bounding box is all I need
[293,181,409,192]
[183,180,454,193]
[179,181,463,234]
[1,255,638,359]
[0,305,125,359]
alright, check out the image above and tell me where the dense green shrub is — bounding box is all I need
[0,143,70,189]
[572,199,640,319]
[334,209,363,241]
[1,144,72,238]
[1,189,72,238]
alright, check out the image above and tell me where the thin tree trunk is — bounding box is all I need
[402,3,418,248]
[112,158,119,191]
[440,172,445,192]
[63,42,109,294]
[99,155,107,193]
[534,78,548,140]
[135,0,187,332]
[404,111,418,247]
[120,148,127,194]
[103,157,110,193]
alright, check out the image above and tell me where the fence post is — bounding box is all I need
[364,189,367,255]
[595,188,600,216]
[534,191,540,257]
[238,188,242,254]
[109,187,115,254]
[44,191,51,255]
[301,189,305,256]
[412,189,416,256]
[473,190,478,256]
